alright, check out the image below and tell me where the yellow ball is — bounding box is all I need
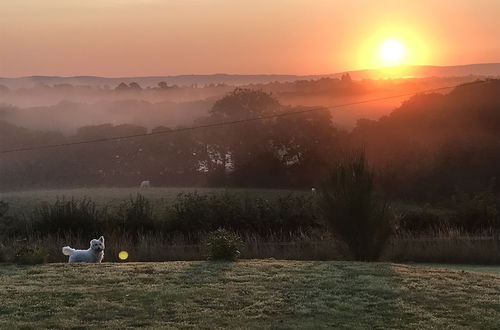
[118,251,129,260]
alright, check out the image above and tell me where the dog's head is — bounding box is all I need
[90,236,105,253]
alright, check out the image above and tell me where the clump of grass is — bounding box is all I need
[318,153,395,261]
[206,228,243,261]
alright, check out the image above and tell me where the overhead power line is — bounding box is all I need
[0,80,489,155]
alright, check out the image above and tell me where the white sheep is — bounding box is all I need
[140,180,151,188]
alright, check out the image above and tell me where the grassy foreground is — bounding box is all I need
[0,261,498,329]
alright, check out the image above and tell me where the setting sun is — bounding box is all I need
[2,1,500,328]
[379,40,405,65]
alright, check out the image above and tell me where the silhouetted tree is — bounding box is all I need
[158,82,169,89]
[129,82,142,90]
[201,89,282,186]
[115,82,129,91]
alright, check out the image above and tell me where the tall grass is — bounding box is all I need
[388,228,500,264]
[0,190,498,264]
[318,153,394,260]
[32,198,107,237]
[2,229,498,264]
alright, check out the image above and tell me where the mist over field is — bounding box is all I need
[1,64,496,133]
[0,73,499,200]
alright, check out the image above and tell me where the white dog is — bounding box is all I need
[62,236,105,263]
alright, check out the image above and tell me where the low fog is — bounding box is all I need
[0,76,499,202]
[0,74,482,134]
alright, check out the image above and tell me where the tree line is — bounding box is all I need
[1,81,499,202]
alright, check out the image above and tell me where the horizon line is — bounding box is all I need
[2,62,500,80]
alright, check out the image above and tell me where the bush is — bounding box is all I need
[318,153,394,261]
[450,184,499,232]
[206,228,243,261]
[163,192,251,239]
[398,206,452,233]
[164,192,319,238]
[0,201,29,238]
[274,194,319,232]
[164,192,213,234]
[117,194,157,233]
[0,214,29,238]
[9,193,319,240]
[32,198,106,237]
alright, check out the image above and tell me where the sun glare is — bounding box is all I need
[355,23,432,72]
[379,40,405,65]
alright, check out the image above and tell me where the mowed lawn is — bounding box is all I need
[0,261,498,329]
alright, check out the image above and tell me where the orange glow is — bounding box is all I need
[352,21,437,77]
[0,1,499,77]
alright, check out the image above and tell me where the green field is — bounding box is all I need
[0,260,498,329]
[0,187,302,215]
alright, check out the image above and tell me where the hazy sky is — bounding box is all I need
[1,0,499,77]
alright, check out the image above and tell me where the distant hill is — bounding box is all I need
[1,63,499,88]
[0,74,317,89]
[346,63,500,80]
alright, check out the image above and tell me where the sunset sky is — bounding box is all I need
[1,0,499,77]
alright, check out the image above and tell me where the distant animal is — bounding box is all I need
[311,188,316,194]
[62,236,105,263]
[140,180,151,188]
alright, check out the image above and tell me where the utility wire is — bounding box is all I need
[0,79,489,155]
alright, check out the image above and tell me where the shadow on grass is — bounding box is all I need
[262,261,407,329]
[390,263,500,328]
[175,260,234,287]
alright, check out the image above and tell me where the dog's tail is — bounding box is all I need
[62,246,75,256]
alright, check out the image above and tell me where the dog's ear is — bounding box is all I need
[99,236,104,243]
